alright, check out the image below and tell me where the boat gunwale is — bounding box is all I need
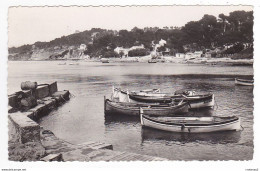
[106,99,188,110]
[235,78,254,83]
[142,114,239,127]
[120,89,213,101]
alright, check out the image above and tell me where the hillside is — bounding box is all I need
[8,10,253,61]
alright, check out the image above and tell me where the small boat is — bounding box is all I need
[148,59,157,63]
[104,97,189,116]
[101,58,109,63]
[117,88,215,109]
[140,110,241,133]
[58,62,66,65]
[69,62,79,65]
[235,78,253,86]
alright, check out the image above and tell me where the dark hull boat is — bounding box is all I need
[148,59,157,63]
[104,98,189,116]
[118,89,215,109]
[235,78,253,86]
[140,113,241,133]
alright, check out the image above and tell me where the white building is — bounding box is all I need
[159,39,167,46]
[185,52,195,60]
[114,47,130,57]
[184,51,203,60]
[79,44,87,51]
[194,51,203,58]
[175,53,185,58]
[129,44,144,51]
[114,44,145,57]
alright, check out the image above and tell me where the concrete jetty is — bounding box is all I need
[8,81,167,161]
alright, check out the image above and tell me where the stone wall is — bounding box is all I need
[9,112,40,143]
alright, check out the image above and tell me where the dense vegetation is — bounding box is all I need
[9,10,253,58]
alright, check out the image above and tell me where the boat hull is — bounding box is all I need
[129,93,215,109]
[129,94,173,103]
[185,94,215,109]
[140,114,241,133]
[235,78,254,86]
[113,88,215,109]
[104,99,189,116]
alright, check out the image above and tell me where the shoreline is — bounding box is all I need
[8,57,254,66]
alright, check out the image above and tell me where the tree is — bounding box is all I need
[218,13,228,33]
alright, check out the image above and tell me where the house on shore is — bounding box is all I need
[114,44,145,57]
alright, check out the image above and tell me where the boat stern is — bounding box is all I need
[140,108,144,125]
[235,117,242,131]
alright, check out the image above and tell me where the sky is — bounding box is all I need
[8,6,253,47]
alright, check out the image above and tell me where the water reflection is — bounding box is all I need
[104,114,140,126]
[141,127,241,145]
[104,107,215,126]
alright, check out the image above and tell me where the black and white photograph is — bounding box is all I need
[1,2,259,170]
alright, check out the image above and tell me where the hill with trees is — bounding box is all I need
[8,10,253,60]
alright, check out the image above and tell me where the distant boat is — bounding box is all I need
[68,62,79,65]
[235,78,253,86]
[140,111,241,133]
[148,59,157,63]
[58,62,66,65]
[104,97,189,116]
[101,58,109,63]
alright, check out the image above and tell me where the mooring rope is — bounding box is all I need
[240,125,244,131]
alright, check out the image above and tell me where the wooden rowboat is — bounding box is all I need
[116,88,215,109]
[235,78,253,86]
[104,97,189,116]
[140,110,241,133]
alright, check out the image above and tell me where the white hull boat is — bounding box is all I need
[235,78,253,86]
[140,111,241,133]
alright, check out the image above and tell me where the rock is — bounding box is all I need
[8,141,46,161]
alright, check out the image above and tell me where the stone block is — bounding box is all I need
[8,113,40,143]
[49,82,58,95]
[35,85,49,99]
[8,94,18,108]
[28,104,48,120]
[23,90,34,97]
[52,90,70,102]
[8,105,17,113]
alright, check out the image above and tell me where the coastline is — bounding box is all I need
[8,56,254,66]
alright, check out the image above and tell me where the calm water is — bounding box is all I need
[8,61,254,160]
